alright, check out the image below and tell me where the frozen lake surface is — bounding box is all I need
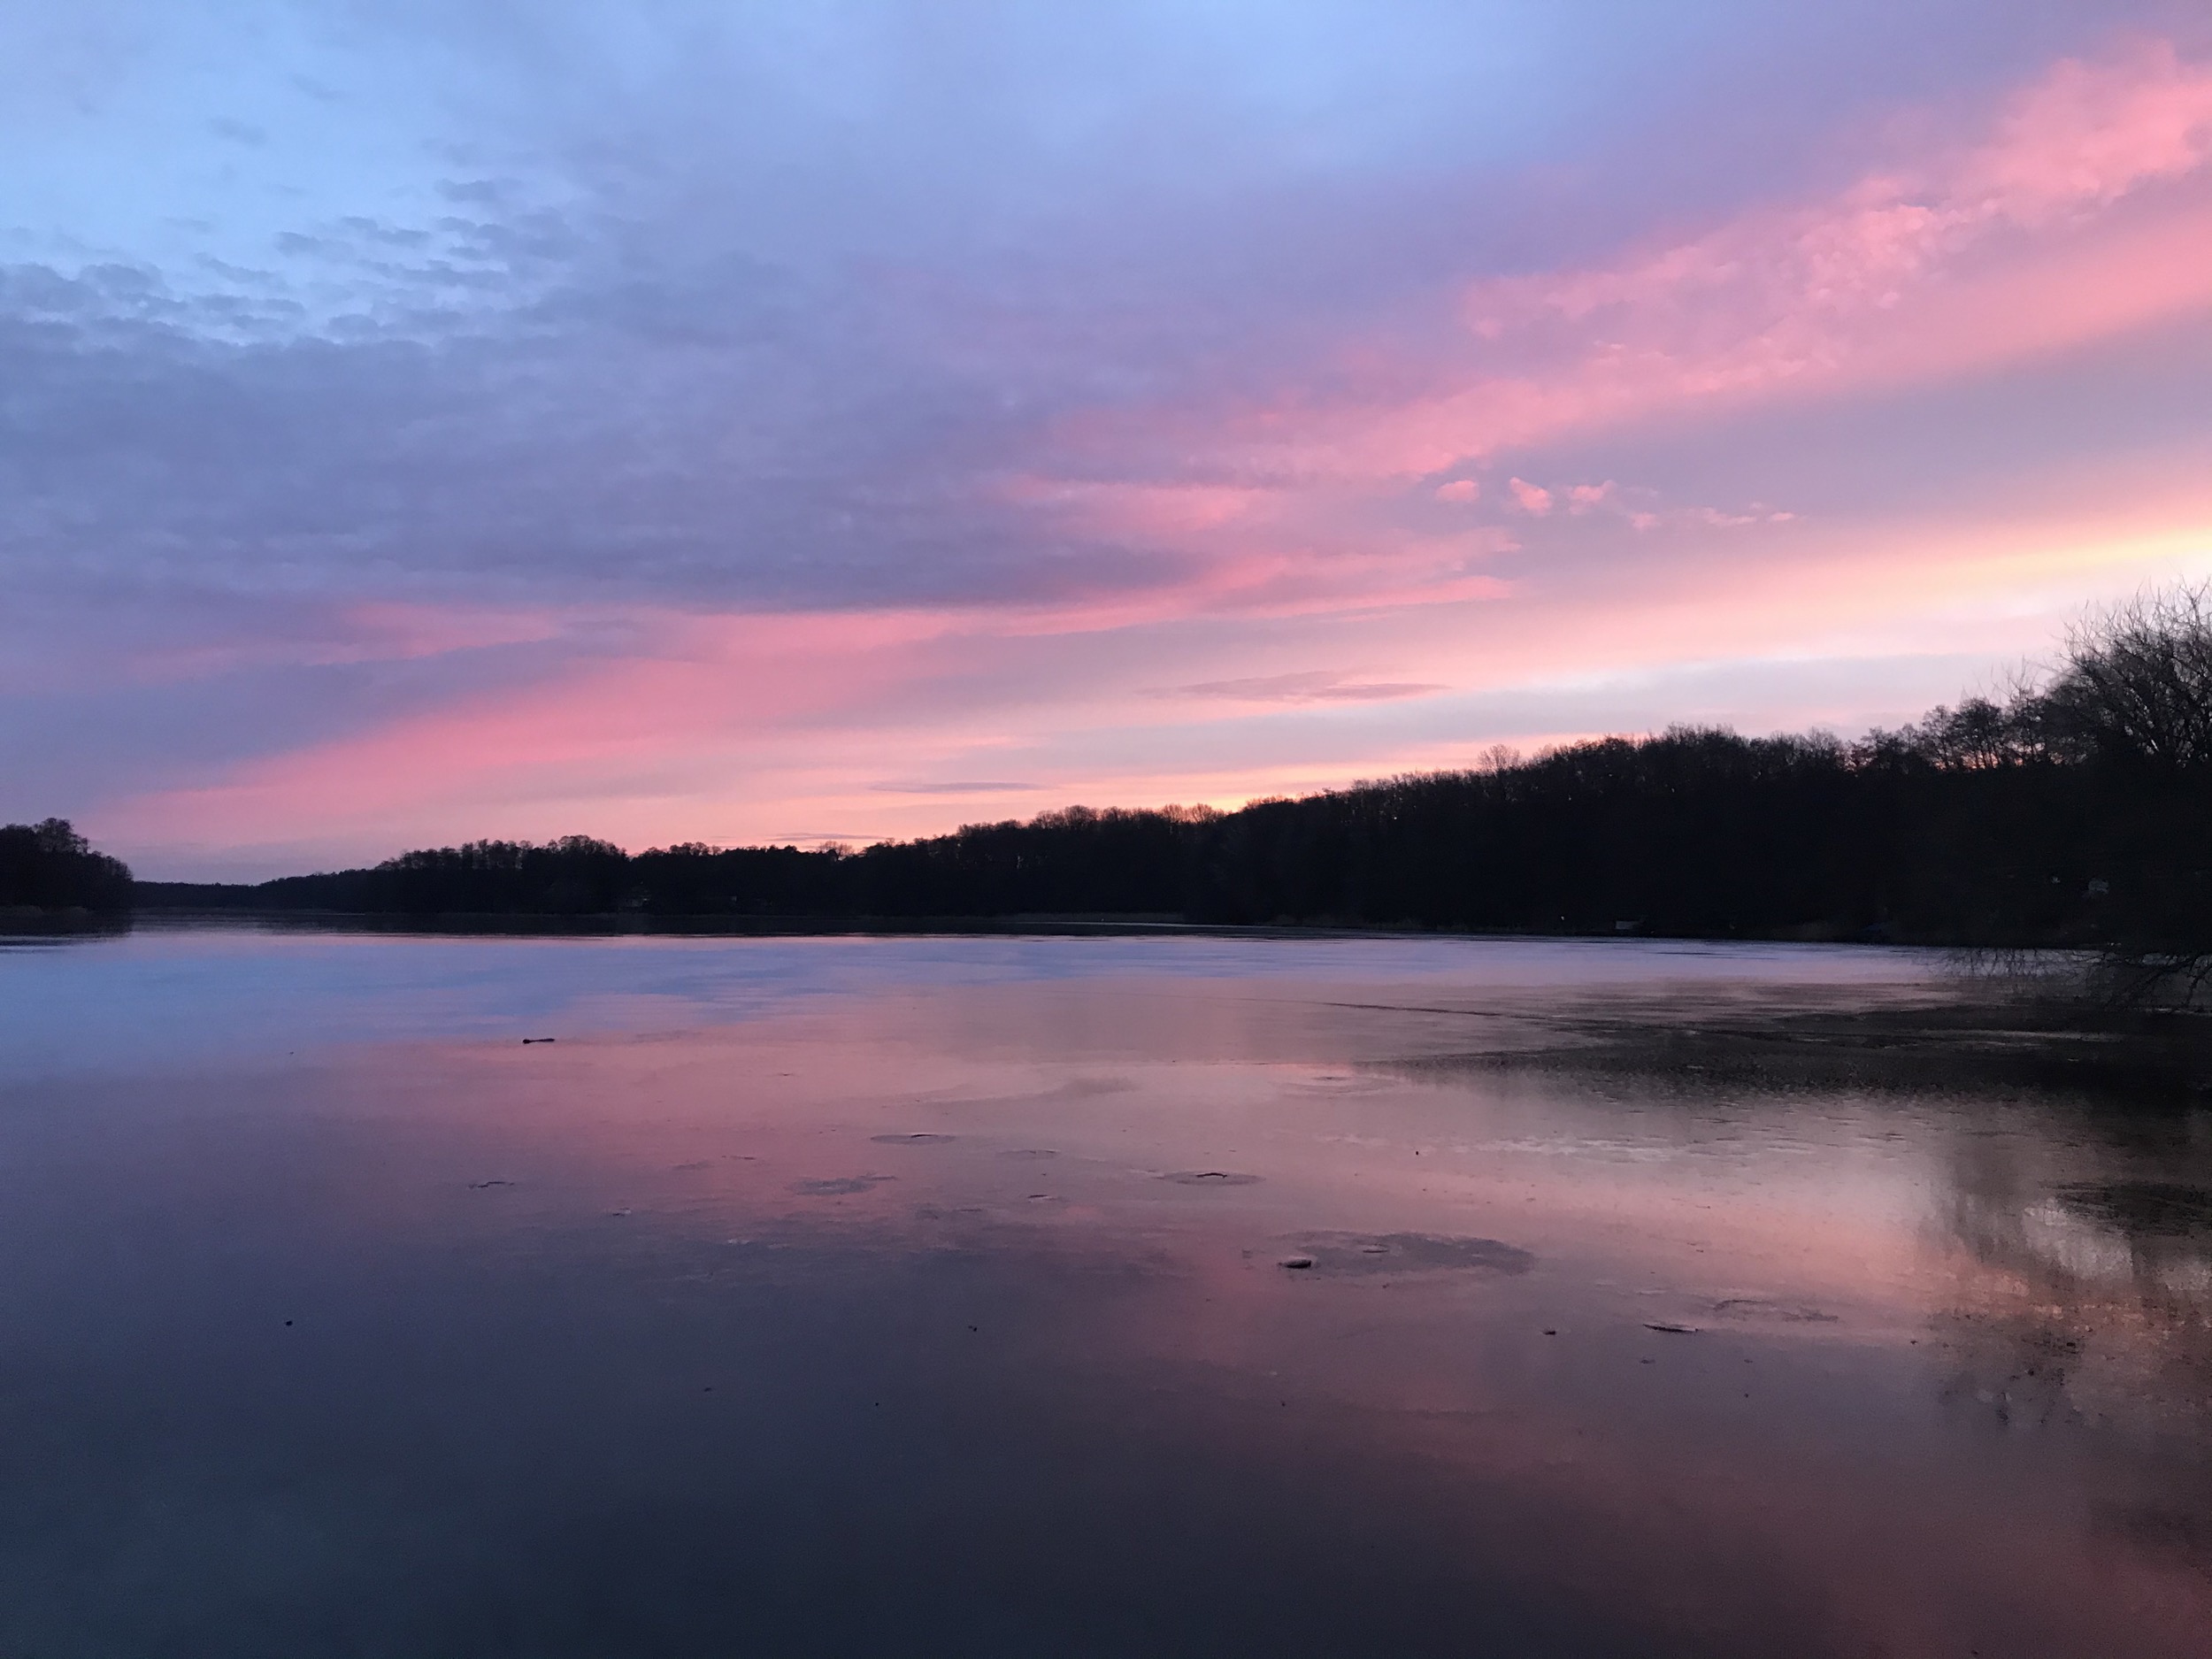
[2,927,2208,1656]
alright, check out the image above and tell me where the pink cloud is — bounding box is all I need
[1093,41,2212,488]
[107,607,965,840]
[1154,671,1446,705]
[1963,38,2212,219]
[1468,40,2212,348]
[1508,478,1553,515]
[995,468,1518,628]
[1577,484,1796,532]
[996,475,1265,537]
[958,41,2212,678]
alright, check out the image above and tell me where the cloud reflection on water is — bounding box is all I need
[0,934,2206,1653]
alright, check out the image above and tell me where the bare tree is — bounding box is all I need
[2039,582,2212,773]
[2029,584,2212,1009]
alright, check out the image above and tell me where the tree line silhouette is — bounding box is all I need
[96,587,2212,987]
[0,819,134,911]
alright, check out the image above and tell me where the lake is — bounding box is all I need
[2,926,2208,1656]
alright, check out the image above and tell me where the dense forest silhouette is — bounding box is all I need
[0,819,134,911]
[97,587,2212,988]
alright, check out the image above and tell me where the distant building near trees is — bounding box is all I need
[0,819,134,912]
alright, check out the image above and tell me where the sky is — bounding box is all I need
[4,1,2212,879]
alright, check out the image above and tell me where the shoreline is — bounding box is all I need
[58,905,1980,947]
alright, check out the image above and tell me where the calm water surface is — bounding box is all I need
[2,929,2208,1656]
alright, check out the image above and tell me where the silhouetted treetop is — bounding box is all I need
[2039,583,2212,775]
[0,819,134,911]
